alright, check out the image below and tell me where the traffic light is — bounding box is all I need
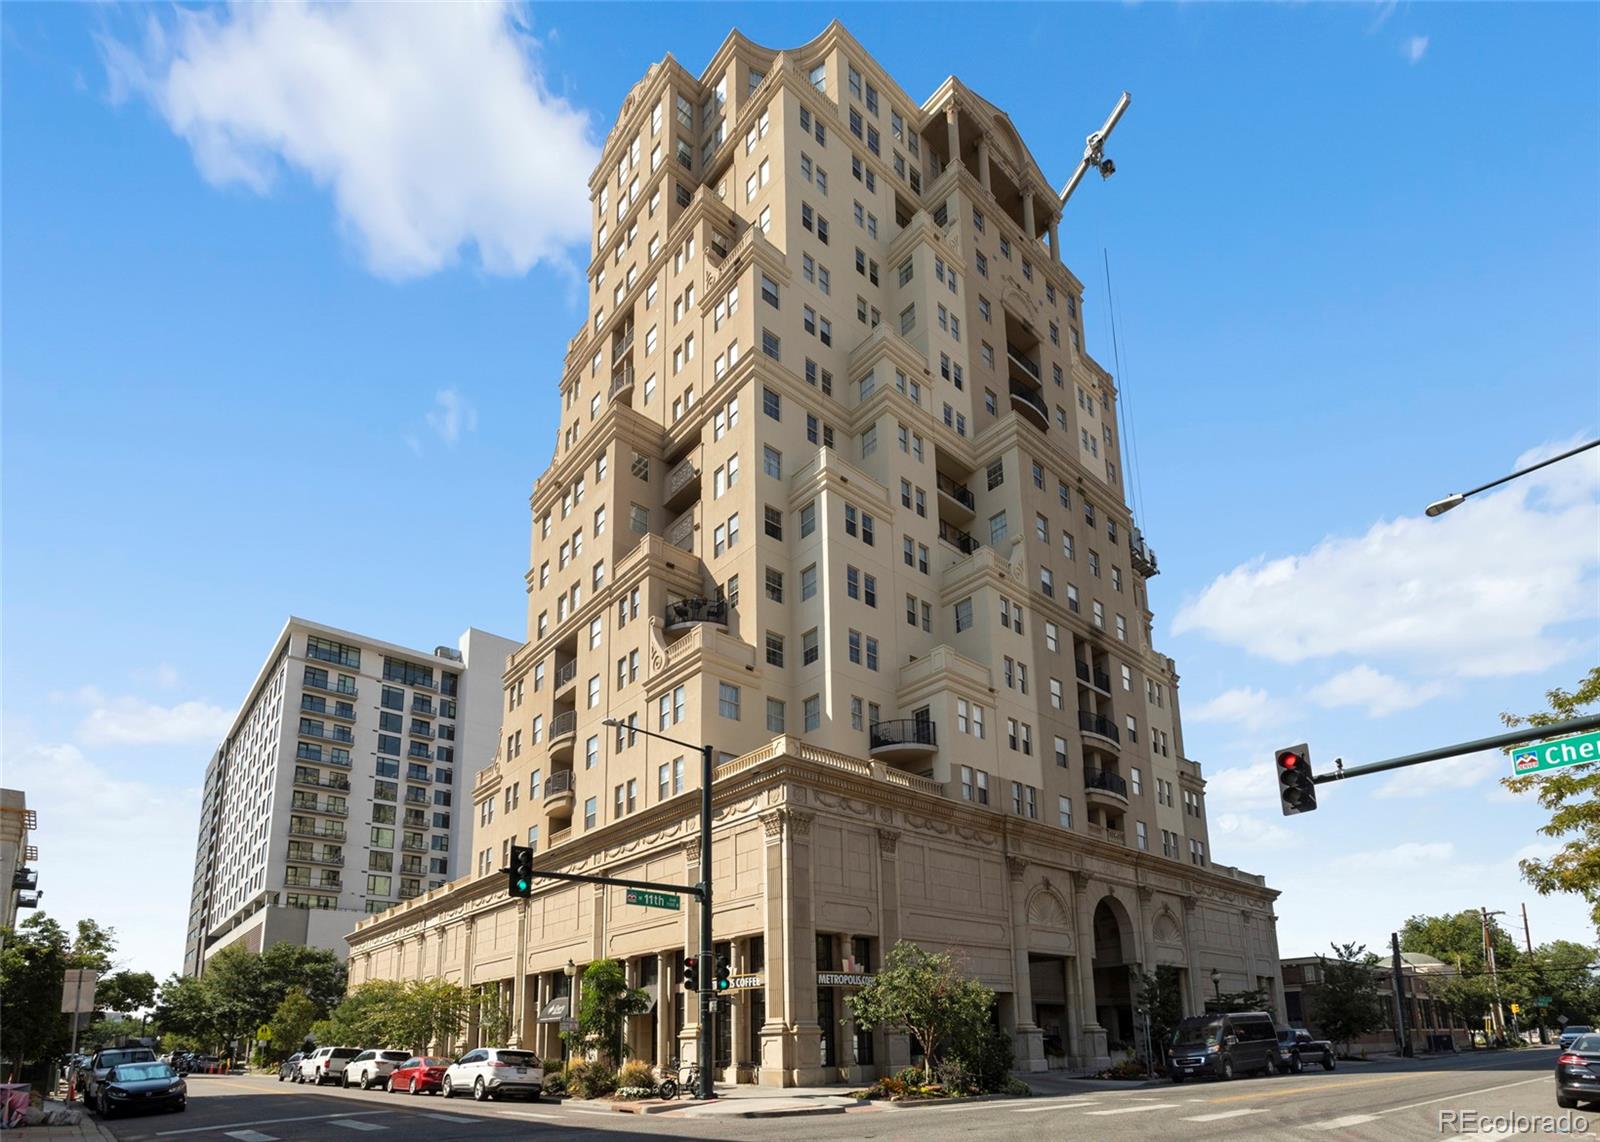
[507,844,534,898]
[1276,743,1317,816]
[681,955,698,992]
[715,954,731,992]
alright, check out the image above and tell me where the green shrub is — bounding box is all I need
[564,1060,617,1100]
[615,1060,654,1090]
[542,1071,566,1096]
[893,1066,924,1087]
[946,1024,1015,1093]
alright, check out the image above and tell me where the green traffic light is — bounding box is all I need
[517,879,530,892]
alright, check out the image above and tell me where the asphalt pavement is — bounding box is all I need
[88,1048,1599,1142]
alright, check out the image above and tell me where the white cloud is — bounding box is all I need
[76,694,232,746]
[1405,35,1430,64]
[1172,441,1600,678]
[1197,763,1283,815]
[1373,750,1498,798]
[1309,664,1446,717]
[103,2,597,279]
[1210,811,1295,849]
[1186,686,1290,732]
[1330,840,1456,874]
[5,736,200,976]
[425,387,478,446]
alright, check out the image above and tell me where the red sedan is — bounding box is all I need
[387,1058,449,1095]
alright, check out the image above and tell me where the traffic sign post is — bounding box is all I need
[1511,730,1600,775]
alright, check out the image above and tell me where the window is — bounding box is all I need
[799,502,817,538]
[954,597,974,632]
[764,504,783,539]
[801,564,817,600]
[802,628,819,665]
[803,694,821,731]
[765,567,784,602]
[719,682,741,720]
[1058,795,1073,829]
[765,631,784,667]
[767,697,786,732]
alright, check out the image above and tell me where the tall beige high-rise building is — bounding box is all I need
[347,22,1281,1084]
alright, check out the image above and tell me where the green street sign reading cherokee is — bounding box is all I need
[625,888,681,911]
[1511,730,1600,775]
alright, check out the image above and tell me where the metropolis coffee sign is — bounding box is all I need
[816,972,875,987]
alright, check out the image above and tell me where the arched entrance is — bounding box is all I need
[1093,898,1137,1050]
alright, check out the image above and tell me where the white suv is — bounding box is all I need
[344,1050,411,1089]
[297,1047,360,1085]
[441,1048,543,1101]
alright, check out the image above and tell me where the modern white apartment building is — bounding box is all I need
[183,619,517,975]
[1,788,39,937]
[348,22,1281,1083]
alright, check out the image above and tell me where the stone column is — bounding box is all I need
[877,829,909,1072]
[945,105,960,173]
[510,901,529,1047]
[1048,216,1061,263]
[1022,190,1036,241]
[1240,909,1258,998]
[462,916,478,1049]
[757,810,789,1085]
[1071,872,1109,1070]
[1182,898,1205,1016]
[1007,856,1046,1071]
[976,136,991,192]
[656,951,673,1069]
[1267,914,1288,1019]
[837,931,864,1084]
[784,809,824,1085]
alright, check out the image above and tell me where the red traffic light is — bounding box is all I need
[1282,753,1299,769]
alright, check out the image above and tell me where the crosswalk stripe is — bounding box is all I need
[499,1112,560,1121]
[329,1121,387,1132]
[1084,1103,1181,1116]
[1011,1103,1100,1113]
[1182,1108,1267,1123]
[1308,1114,1378,1130]
[224,1132,277,1142]
[417,1114,480,1124]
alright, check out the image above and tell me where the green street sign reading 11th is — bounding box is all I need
[626,888,681,911]
[1512,730,1600,775]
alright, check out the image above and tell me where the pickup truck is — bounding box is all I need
[81,1047,159,1102]
[1277,1028,1336,1072]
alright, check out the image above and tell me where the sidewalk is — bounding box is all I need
[11,1100,117,1141]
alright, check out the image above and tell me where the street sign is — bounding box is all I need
[727,974,764,991]
[1559,1015,1570,1026]
[1511,730,1600,775]
[1509,1003,1521,1014]
[1537,996,1552,1007]
[559,1018,579,1033]
[60,970,99,1014]
[625,888,680,911]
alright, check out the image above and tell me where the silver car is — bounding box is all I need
[440,1048,543,1101]
[344,1051,411,1089]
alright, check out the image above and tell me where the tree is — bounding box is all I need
[98,971,159,1016]
[68,919,118,973]
[153,973,221,1052]
[196,942,347,1051]
[475,985,513,1051]
[1500,667,1600,932]
[1130,965,1183,1065]
[845,941,994,1084]
[83,1017,145,1048]
[0,914,73,1066]
[1305,943,1387,1055]
[566,960,647,1069]
[267,988,319,1059]
[1205,986,1275,1017]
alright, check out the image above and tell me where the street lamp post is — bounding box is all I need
[1211,968,1222,1006]
[1425,438,1599,517]
[603,719,716,1100]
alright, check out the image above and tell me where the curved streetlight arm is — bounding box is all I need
[1059,91,1131,206]
[1426,437,1600,517]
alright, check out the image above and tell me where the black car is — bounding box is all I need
[1168,1012,1283,1081]
[279,1052,304,1082]
[1277,1028,1336,1073]
[1557,1032,1600,1109]
[95,1062,187,1117]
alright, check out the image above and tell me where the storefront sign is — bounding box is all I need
[727,974,765,990]
[816,972,874,987]
[536,996,570,1024]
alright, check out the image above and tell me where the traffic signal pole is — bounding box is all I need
[1312,713,1600,786]
[698,743,715,1101]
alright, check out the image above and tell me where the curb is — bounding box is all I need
[601,1097,875,1119]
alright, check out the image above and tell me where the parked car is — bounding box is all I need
[93,1061,187,1117]
[1560,1025,1594,1050]
[83,1047,159,1103]
[345,1051,412,1090]
[188,1054,222,1074]
[298,1046,360,1085]
[1276,1027,1336,1073]
[440,1048,543,1101]
[1557,1032,1600,1109]
[1167,1012,1283,1082]
[387,1057,450,1095]
[278,1053,304,1082]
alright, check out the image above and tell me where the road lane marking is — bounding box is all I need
[224,1133,277,1142]
[417,1113,480,1124]
[1371,1075,1547,1116]
[1084,1103,1181,1115]
[1183,1108,1268,1122]
[158,1113,391,1136]
[498,1112,561,1121]
[1010,1102,1102,1113]
[329,1121,387,1132]
[1201,1073,1419,1103]
[1308,1114,1378,1129]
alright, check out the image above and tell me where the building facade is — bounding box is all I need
[1282,952,1473,1054]
[183,619,517,975]
[1,788,39,937]
[346,22,1282,1083]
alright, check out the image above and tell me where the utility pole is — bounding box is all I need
[1390,933,1411,1057]
[1521,903,1547,1044]
[1481,908,1506,1043]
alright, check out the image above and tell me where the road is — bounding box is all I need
[93,1048,1596,1142]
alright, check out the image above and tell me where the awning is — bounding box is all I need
[536,996,570,1024]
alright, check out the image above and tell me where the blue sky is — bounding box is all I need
[4,3,1597,980]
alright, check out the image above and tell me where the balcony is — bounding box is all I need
[406,765,433,784]
[401,838,428,853]
[549,710,578,760]
[550,827,572,848]
[544,768,576,815]
[937,519,979,554]
[1078,709,1121,748]
[294,772,351,792]
[287,850,346,868]
[665,597,729,633]
[1007,348,1042,384]
[1084,767,1130,808]
[407,744,433,760]
[1008,381,1050,431]
[1130,528,1160,578]
[12,867,37,890]
[288,822,346,840]
[609,363,635,402]
[664,455,701,512]
[554,659,578,695]
[304,678,358,701]
[409,724,435,740]
[412,699,437,717]
[1075,660,1112,693]
[665,507,695,552]
[868,719,938,761]
[290,798,348,818]
[16,890,41,909]
[1084,820,1127,847]
[935,472,976,518]
[399,885,423,900]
